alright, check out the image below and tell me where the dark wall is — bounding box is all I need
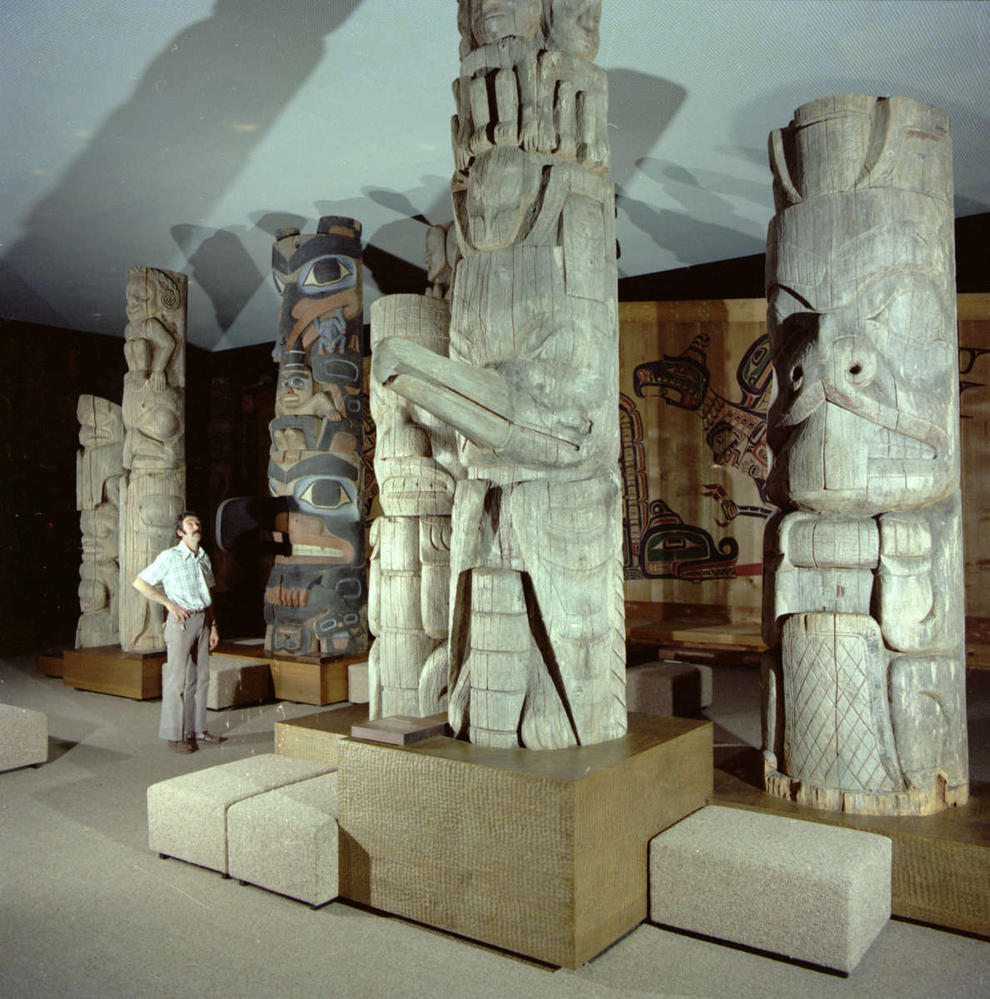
[0,323,126,652]
[0,323,274,654]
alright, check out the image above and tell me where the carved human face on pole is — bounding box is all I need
[469,0,543,45]
[548,0,602,59]
[767,190,957,514]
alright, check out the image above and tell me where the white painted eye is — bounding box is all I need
[302,256,353,289]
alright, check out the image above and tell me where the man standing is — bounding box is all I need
[133,511,222,752]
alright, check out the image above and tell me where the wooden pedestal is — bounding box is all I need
[337,713,712,967]
[35,653,64,678]
[62,646,164,699]
[213,641,362,705]
[274,704,370,766]
[713,767,990,938]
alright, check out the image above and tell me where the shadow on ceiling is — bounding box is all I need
[0,0,365,343]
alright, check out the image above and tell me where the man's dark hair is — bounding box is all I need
[174,510,201,537]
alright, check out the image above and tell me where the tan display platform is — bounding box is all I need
[274,704,370,766]
[213,641,363,705]
[337,713,712,968]
[35,653,64,678]
[62,646,164,699]
[712,767,990,938]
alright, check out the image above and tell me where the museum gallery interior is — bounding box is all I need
[1,2,988,997]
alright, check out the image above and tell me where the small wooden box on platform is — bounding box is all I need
[62,645,164,699]
[214,641,362,706]
[337,713,712,968]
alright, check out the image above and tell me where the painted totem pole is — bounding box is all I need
[118,267,187,652]
[265,217,366,656]
[372,0,625,750]
[76,395,124,648]
[763,95,968,815]
[368,284,462,719]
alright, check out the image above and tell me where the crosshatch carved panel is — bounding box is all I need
[617,295,990,622]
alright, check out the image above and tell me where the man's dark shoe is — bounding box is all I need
[196,731,226,745]
[168,738,196,754]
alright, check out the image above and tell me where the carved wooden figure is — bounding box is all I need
[762,95,967,815]
[373,0,625,750]
[266,217,366,657]
[76,395,124,648]
[368,292,461,719]
[118,267,187,652]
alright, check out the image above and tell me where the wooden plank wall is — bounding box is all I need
[618,295,990,628]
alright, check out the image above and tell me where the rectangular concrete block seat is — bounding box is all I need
[626,660,709,717]
[347,660,369,704]
[227,772,339,906]
[207,654,274,710]
[0,703,48,772]
[649,804,891,972]
[147,753,334,874]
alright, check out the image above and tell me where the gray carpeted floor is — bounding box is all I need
[1,654,987,999]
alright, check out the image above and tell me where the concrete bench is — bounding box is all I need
[649,805,890,972]
[626,660,711,717]
[207,654,273,711]
[147,753,334,874]
[228,772,339,907]
[347,660,369,704]
[0,703,48,772]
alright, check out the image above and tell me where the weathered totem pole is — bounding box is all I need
[372,0,625,750]
[762,95,968,815]
[118,267,187,652]
[75,395,124,648]
[368,285,462,719]
[265,217,366,656]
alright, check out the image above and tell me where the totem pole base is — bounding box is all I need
[713,767,990,938]
[214,641,363,706]
[764,764,969,818]
[62,645,164,700]
[337,714,712,968]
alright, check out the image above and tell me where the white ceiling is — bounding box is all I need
[1,0,987,351]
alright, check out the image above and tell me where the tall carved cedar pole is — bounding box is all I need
[267,218,367,657]
[118,267,187,652]
[368,281,462,719]
[76,395,124,648]
[372,0,626,749]
[763,95,968,815]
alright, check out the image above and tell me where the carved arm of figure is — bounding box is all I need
[372,334,597,468]
[129,316,175,392]
[876,507,961,654]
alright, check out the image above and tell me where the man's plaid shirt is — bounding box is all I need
[138,542,215,611]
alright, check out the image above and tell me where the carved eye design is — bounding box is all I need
[298,478,345,511]
[272,272,287,295]
[300,255,354,291]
